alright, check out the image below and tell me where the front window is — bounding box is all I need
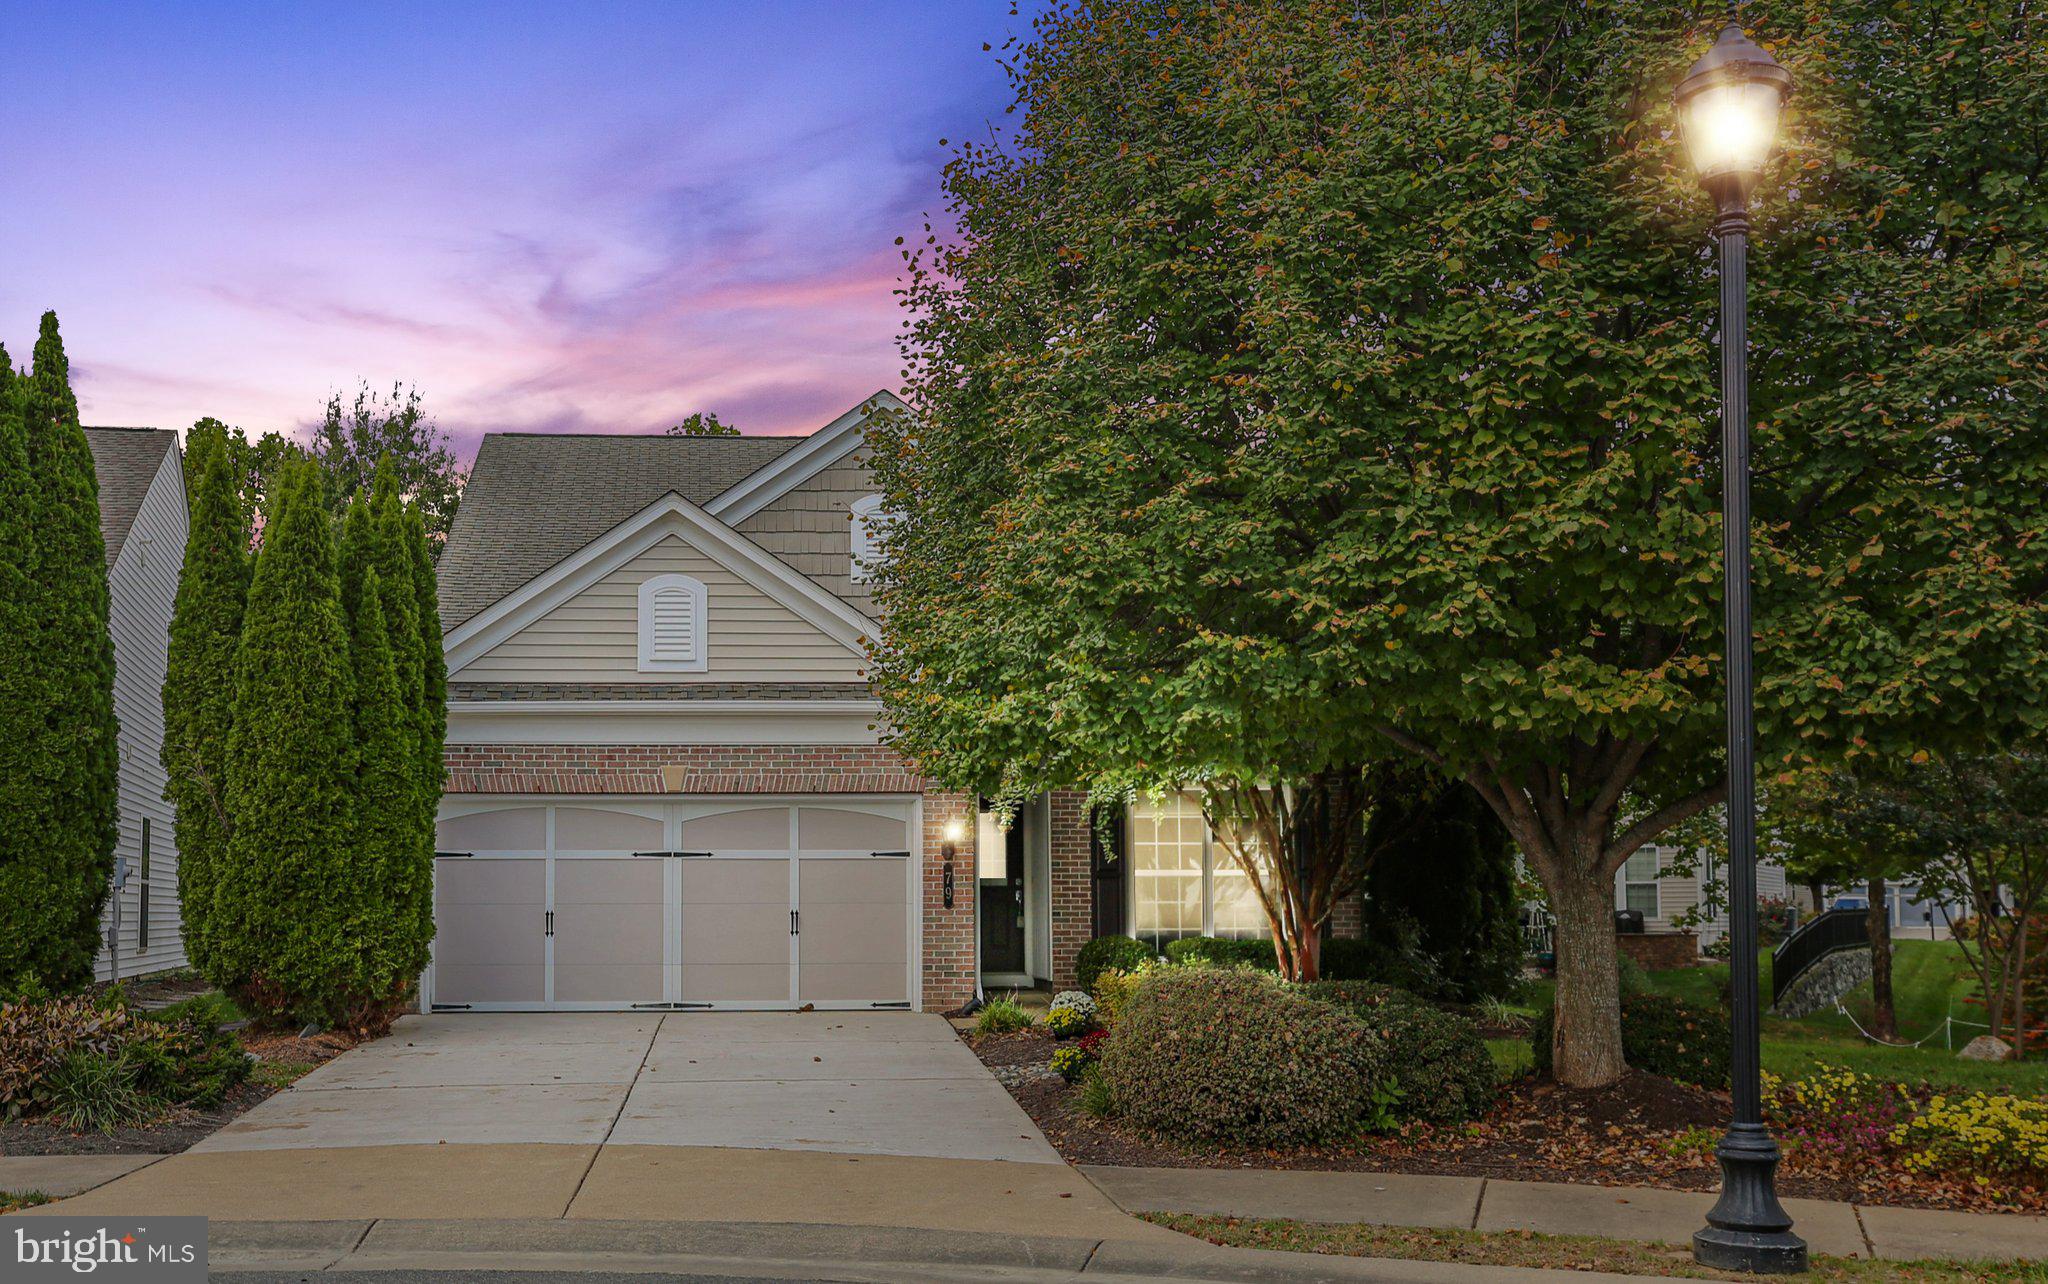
[1128,794,1271,948]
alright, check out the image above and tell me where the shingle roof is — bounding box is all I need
[436,432,805,628]
[83,428,178,567]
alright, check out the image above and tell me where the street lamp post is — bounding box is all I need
[1676,16,1806,1276]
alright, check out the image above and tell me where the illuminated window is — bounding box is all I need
[1128,794,1271,946]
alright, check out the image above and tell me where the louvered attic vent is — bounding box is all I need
[637,574,708,671]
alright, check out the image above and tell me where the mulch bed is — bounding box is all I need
[963,1029,2047,1215]
[0,1026,360,1158]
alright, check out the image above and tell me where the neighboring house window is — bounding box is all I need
[637,574,707,672]
[1620,848,1662,918]
[1128,793,1271,947]
[850,494,892,582]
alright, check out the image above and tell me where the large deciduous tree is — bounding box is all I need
[870,1,2048,1082]
[0,314,120,995]
[161,420,251,977]
[312,382,463,545]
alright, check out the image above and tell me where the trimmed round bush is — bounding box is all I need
[1075,936,1153,992]
[1296,981,1496,1125]
[1090,965,1148,1028]
[1101,968,1391,1149]
[1530,992,1730,1089]
[1162,936,1279,971]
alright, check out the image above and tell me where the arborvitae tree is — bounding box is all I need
[367,464,433,983]
[366,461,423,753]
[337,492,375,629]
[1358,774,1523,1004]
[0,351,49,993]
[407,501,446,783]
[344,567,418,1001]
[161,421,250,977]
[216,460,359,1022]
[0,315,120,994]
[402,500,445,971]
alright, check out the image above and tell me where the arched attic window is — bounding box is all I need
[850,494,894,583]
[637,573,707,672]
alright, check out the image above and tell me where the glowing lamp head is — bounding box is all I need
[1675,23,1793,202]
[941,818,968,846]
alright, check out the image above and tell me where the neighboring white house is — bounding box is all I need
[84,427,189,981]
[1611,844,1792,951]
[1818,878,1971,941]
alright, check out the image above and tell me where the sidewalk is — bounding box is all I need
[1082,1165,2048,1264]
[0,1153,166,1198]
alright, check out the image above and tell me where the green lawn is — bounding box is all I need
[1485,1037,1534,1081]
[1143,1214,2038,1282]
[1512,939,2048,1097]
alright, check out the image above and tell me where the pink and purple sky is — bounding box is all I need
[3,1,1032,459]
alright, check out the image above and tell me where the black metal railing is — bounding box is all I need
[1769,907,1868,1007]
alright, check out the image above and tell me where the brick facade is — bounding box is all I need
[1617,930,1700,970]
[920,790,978,1012]
[443,743,922,796]
[1048,790,1093,991]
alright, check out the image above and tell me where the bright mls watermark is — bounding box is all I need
[10,1218,206,1281]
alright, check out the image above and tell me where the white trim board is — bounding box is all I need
[446,701,886,746]
[448,699,884,715]
[443,490,881,676]
[706,389,906,525]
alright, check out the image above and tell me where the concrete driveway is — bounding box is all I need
[194,1010,1059,1165]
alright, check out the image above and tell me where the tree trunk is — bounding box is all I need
[1549,873,1625,1087]
[2010,912,2030,1060]
[1201,770,1370,985]
[1866,875,1896,1042]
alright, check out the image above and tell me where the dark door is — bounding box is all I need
[979,817,1026,973]
[1090,804,1126,940]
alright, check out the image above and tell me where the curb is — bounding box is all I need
[205,1217,1645,1282]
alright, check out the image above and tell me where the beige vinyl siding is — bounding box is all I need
[457,531,868,683]
[97,445,189,980]
[738,447,877,615]
[1611,845,1793,946]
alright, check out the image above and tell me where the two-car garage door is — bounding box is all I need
[430,799,918,1011]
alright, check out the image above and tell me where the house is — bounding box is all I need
[83,427,189,982]
[427,393,1354,1013]
[1611,844,1792,963]
[1819,879,1971,941]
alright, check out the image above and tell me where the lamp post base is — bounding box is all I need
[1693,1124,1807,1274]
[1692,1226,1809,1274]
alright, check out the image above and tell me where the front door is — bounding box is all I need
[979,817,1026,975]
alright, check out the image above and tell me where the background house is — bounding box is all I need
[84,427,189,981]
